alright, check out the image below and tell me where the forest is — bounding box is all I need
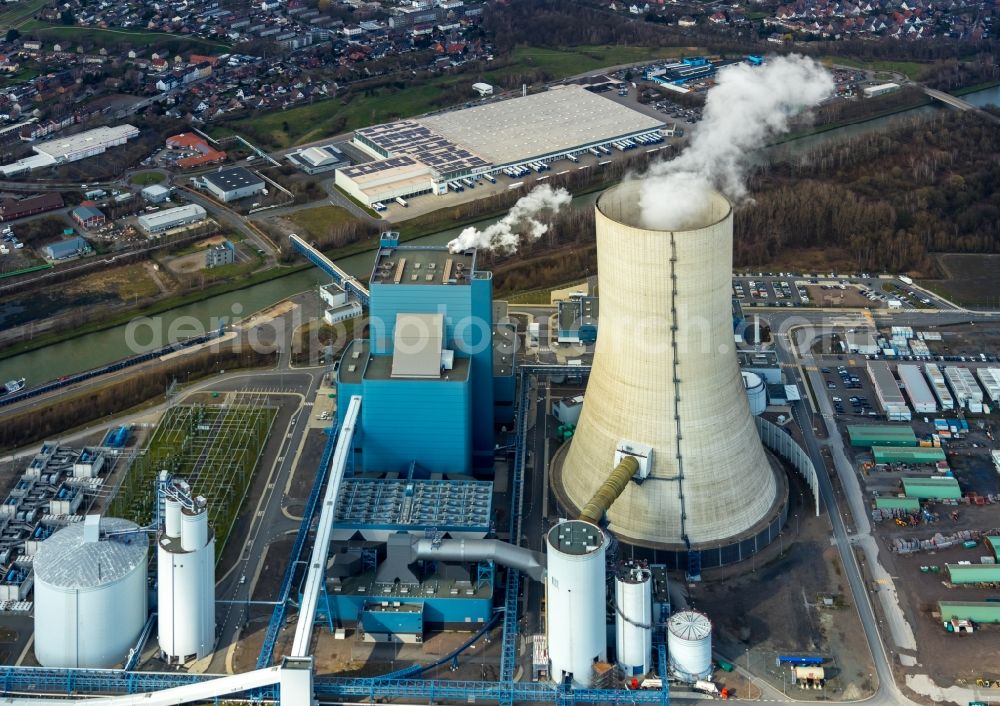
[482,110,999,294]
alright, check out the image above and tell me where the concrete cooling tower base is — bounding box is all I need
[550,443,789,570]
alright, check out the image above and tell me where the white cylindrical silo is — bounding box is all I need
[164,499,181,538]
[556,181,783,552]
[615,562,653,677]
[667,610,713,682]
[158,502,215,664]
[180,503,208,551]
[33,516,148,668]
[742,371,767,416]
[545,520,608,688]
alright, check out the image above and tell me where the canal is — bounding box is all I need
[2,85,997,387]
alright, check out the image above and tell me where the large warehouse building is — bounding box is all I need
[0,125,140,177]
[138,204,208,234]
[336,85,665,207]
[200,167,265,203]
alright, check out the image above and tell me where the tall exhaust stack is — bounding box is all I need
[552,181,786,566]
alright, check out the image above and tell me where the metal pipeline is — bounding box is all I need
[413,538,546,582]
[578,455,639,524]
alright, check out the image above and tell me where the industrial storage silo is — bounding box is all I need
[34,515,148,668]
[545,520,608,688]
[742,371,767,416]
[158,495,215,664]
[553,181,785,562]
[667,610,713,682]
[614,561,653,677]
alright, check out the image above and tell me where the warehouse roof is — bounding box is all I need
[419,85,664,166]
[355,120,489,177]
[137,203,206,229]
[202,166,264,192]
[71,205,104,221]
[34,125,139,159]
[902,474,958,488]
[848,425,916,446]
[877,447,947,463]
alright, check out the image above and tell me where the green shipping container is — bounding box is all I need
[874,497,920,511]
[902,475,961,500]
[946,564,1000,585]
[873,446,946,464]
[938,601,1000,623]
[848,425,917,448]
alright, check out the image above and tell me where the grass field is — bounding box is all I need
[17,21,231,52]
[286,205,357,240]
[130,171,165,186]
[110,403,276,558]
[921,253,1000,308]
[231,44,702,148]
[0,0,48,29]
[823,56,928,81]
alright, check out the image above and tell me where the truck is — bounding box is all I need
[694,680,719,695]
[395,196,408,207]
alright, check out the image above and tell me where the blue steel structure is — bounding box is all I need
[288,234,369,305]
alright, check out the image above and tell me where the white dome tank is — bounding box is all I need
[742,371,767,416]
[158,499,215,664]
[545,520,608,688]
[33,516,148,668]
[614,561,653,677]
[667,610,713,682]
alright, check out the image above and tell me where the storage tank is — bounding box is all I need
[545,520,608,687]
[33,515,147,668]
[667,610,713,682]
[158,497,215,664]
[554,181,784,561]
[614,561,653,677]
[742,371,767,416]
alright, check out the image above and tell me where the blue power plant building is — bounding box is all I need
[324,234,519,638]
[337,233,506,476]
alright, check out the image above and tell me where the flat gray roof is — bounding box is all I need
[419,85,664,166]
[202,166,264,191]
[370,246,476,286]
[391,312,444,379]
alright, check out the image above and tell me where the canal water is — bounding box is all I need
[2,85,997,386]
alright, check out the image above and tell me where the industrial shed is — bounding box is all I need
[938,602,1000,623]
[874,497,920,511]
[874,447,946,464]
[945,564,1000,585]
[848,425,916,448]
[897,364,937,413]
[901,475,960,500]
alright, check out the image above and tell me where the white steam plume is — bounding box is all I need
[639,55,834,230]
[447,184,572,253]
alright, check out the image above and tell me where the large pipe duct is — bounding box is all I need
[578,455,639,524]
[375,536,547,583]
[553,181,785,553]
[414,539,546,582]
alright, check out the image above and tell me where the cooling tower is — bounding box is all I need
[553,181,786,564]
